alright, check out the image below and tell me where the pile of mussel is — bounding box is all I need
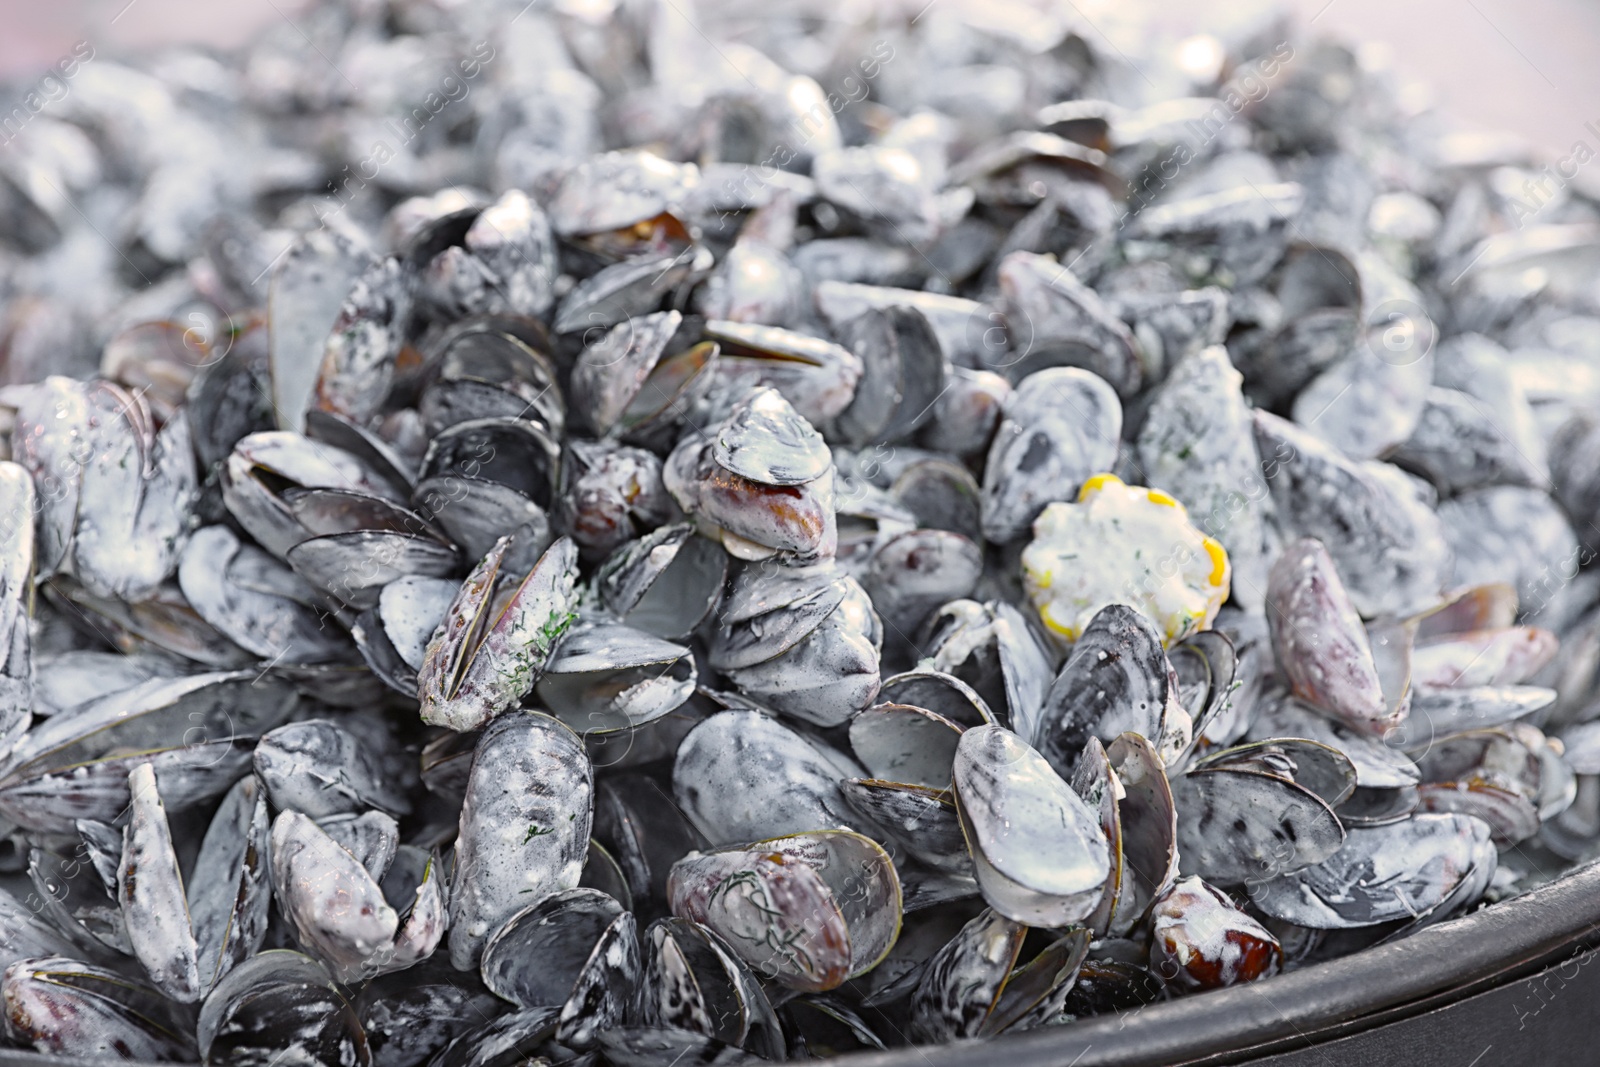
[3,0,1600,1064]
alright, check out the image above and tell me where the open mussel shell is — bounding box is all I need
[673,709,870,846]
[534,620,697,736]
[357,967,508,1067]
[1250,696,1422,826]
[417,535,580,733]
[178,526,350,665]
[1191,737,1360,810]
[700,319,863,427]
[1036,604,1175,778]
[1394,685,1557,750]
[925,600,1054,741]
[877,668,997,730]
[1249,813,1497,929]
[782,995,888,1057]
[848,702,964,789]
[580,839,633,908]
[1172,764,1345,886]
[0,671,298,834]
[1104,733,1179,937]
[833,306,948,446]
[953,725,1111,926]
[570,311,682,437]
[887,458,984,544]
[270,811,426,984]
[841,779,970,874]
[996,251,1141,395]
[414,416,560,564]
[908,909,1092,1042]
[287,530,459,611]
[418,323,563,441]
[479,887,640,1047]
[1167,628,1240,742]
[2,956,197,1062]
[352,576,459,695]
[197,950,369,1067]
[222,431,409,561]
[594,524,728,641]
[448,712,593,970]
[667,829,901,992]
[593,775,708,918]
[1410,624,1557,689]
[42,578,253,670]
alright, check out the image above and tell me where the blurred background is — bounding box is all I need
[2,0,1598,160]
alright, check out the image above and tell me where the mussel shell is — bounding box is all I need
[595,524,727,641]
[673,709,869,846]
[286,531,458,610]
[722,579,883,728]
[1248,813,1495,929]
[478,888,634,1014]
[197,950,369,1067]
[1036,604,1172,776]
[865,529,984,643]
[1171,767,1345,885]
[571,311,683,437]
[701,319,863,426]
[425,1006,560,1067]
[907,908,1025,1042]
[1252,411,1450,618]
[269,811,399,984]
[847,703,964,789]
[254,719,411,819]
[1148,876,1281,991]
[876,668,996,729]
[119,762,202,1002]
[1268,538,1393,735]
[447,712,593,970]
[668,830,900,991]
[1193,738,1359,809]
[834,306,948,446]
[357,972,507,1067]
[1106,733,1179,935]
[417,536,580,733]
[3,956,196,1062]
[713,387,831,487]
[952,725,1111,926]
[419,417,559,510]
[841,779,969,874]
[412,475,551,568]
[889,458,983,544]
[534,621,696,736]
[1137,345,1271,611]
[179,526,349,664]
[980,367,1121,544]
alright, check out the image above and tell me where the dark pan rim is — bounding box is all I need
[2,861,1597,1067]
